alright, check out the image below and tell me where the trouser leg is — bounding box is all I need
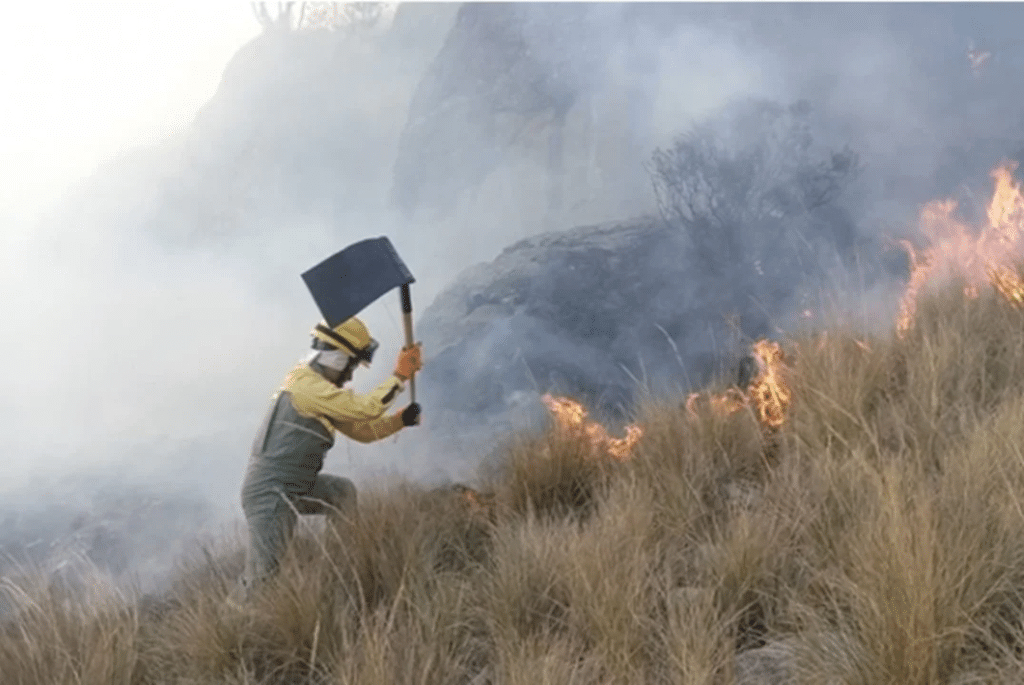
[241,495,297,597]
[234,477,356,602]
[297,474,358,523]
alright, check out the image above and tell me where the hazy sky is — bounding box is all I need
[0,2,261,224]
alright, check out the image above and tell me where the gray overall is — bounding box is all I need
[239,390,357,595]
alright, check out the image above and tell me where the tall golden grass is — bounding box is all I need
[7,277,1024,683]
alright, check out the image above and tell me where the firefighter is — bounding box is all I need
[237,316,422,599]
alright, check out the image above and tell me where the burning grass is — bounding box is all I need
[540,394,644,462]
[13,170,1024,682]
[897,162,1024,337]
[685,338,793,435]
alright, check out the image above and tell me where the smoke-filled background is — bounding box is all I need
[4,1,1024,591]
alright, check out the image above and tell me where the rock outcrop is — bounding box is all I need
[416,215,759,449]
[391,3,662,230]
[413,191,907,454]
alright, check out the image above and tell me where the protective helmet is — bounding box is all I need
[311,316,379,367]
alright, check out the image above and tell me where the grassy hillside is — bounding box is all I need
[7,274,1024,684]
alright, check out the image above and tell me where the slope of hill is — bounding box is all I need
[7,263,1024,683]
[14,5,1024,683]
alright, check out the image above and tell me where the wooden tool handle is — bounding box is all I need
[401,284,416,402]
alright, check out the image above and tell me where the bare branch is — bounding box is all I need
[647,98,858,277]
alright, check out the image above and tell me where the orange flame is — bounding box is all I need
[748,340,791,430]
[540,394,643,461]
[685,388,746,418]
[898,163,1024,335]
[451,484,494,514]
[988,264,1024,309]
[686,338,792,432]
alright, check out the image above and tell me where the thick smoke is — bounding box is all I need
[5,3,1024,590]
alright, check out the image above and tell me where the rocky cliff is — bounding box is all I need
[391,3,665,232]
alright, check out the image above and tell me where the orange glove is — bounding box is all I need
[394,342,423,381]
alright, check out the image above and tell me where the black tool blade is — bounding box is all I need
[301,237,415,327]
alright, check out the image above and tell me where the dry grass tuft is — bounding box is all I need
[0,559,139,685]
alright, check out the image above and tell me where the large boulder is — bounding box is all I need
[416,215,759,449]
[413,199,908,454]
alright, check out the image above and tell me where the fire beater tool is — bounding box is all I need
[301,237,418,400]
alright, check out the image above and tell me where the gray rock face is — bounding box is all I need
[392,3,590,212]
[416,215,751,448]
[412,195,892,455]
[391,3,658,229]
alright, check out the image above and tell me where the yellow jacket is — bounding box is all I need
[282,362,405,443]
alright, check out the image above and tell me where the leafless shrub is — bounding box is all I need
[649,99,861,280]
[252,1,390,34]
